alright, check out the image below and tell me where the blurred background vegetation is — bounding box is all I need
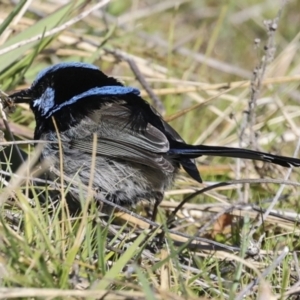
[0,0,300,299]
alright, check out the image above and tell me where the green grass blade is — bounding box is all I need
[0,0,86,73]
[94,230,147,290]
[0,0,27,36]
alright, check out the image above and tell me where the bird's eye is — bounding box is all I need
[32,87,55,117]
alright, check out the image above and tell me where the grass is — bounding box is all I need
[1,0,300,299]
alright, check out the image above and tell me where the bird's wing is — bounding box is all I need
[161,118,203,183]
[70,104,175,173]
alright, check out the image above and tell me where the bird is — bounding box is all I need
[8,62,300,208]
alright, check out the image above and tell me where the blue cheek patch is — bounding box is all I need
[33,87,55,117]
[43,86,141,118]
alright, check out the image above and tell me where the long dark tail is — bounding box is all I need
[169,144,300,168]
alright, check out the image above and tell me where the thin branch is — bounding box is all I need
[0,0,111,56]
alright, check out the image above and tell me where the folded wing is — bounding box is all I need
[70,104,175,173]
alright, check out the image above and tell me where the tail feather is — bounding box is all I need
[169,144,300,168]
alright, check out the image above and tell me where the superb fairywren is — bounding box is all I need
[9,62,300,206]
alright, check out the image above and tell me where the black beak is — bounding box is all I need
[9,89,32,104]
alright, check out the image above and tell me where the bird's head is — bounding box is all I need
[9,62,140,137]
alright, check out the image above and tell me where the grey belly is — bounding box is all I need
[42,146,174,205]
